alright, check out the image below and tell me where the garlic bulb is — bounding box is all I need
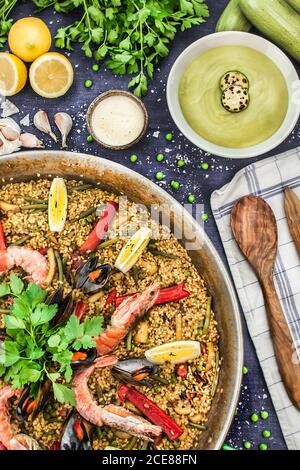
[33,110,57,142]
[20,133,44,148]
[0,118,21,156]
[54,112,73,148]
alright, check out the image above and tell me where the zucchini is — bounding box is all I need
[216,0,252,32]
[285,0,300,14]
[220,71,249,91]
[221,85,249,113]
[240,0,300,62]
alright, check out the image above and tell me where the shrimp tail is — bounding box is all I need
[101,404,161,441]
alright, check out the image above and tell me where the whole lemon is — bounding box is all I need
[8,17,51,63]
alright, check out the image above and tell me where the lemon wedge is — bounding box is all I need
[114,226,152,273]
[145,340,201,365]
[29,52,74,98]
[48,178,68,232]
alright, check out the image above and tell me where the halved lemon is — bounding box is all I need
[145,340,201,365]
[114,226,152,274]
[0,53,27,96]
[48,178,68,232]
[29,52,74,98]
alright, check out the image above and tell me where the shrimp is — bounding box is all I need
[0,385,40,450]
[72,355,162,442]
[96,282,159,355]
[0,247,48,286]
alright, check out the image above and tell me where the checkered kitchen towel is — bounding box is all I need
[211,147,300,450]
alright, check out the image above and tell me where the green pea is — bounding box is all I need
[187,194,196,203]
[201,212,209,222]
[222,443,236,450]
[243,441,252,449]
[242,365,248,375]
[155,171,165,181]
[262,429,271,438]
[130,154,138,163]
[171,180,180,190]
[87,135,94,143]
[165,132,173,141]
[92,64,99,72]
[85,79,93,88]
[260,410,269,420]
[259,443,268,451]
[156,153,164,162]
[250,412,259,423]
[177,159,185,168]
[201,162,209,170]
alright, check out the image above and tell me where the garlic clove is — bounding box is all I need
[20,133,44,148]
[54,112,73,149]
[0,130,21,156]
[33,110,57,143]
[0,117,21,137]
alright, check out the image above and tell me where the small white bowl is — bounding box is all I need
[167,32,300,159]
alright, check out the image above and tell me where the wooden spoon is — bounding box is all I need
[231,195,300,409]
[284,187,300,257]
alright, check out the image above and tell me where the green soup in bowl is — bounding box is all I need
[179,45,289,149]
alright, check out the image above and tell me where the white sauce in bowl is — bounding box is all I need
[90,94,145,147]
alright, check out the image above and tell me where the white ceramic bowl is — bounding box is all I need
[167,32,300,159]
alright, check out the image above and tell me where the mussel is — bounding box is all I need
[71,347,97,369]
[46,288,74,326]
[61,410,94,450]
[16,379,52,421]
[112,358,161,387]
[75,257,114,294]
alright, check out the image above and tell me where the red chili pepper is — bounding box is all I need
[105,288,117,308]
[118,384,183,441]
[38,247,48,256]
[0,441,7,450]
[49,441,60,450]
[116,282,190,307]
[0,221,6,251]
[79,201,119,254]
[177,363,188,378]
[75,301,87,322]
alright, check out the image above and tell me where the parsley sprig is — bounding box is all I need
[0,275,103,406]
[0,0,17,48]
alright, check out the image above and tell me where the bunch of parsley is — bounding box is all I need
[32,0,209,96]
[0,0,17,47]
[0,275,103,405]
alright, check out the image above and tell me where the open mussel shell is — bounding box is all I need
[52,292,74,325]
[61,410,94,450]
[75,257,113,293]
[46,287,64,306]
[75,257,99,289]
[71,347,97,369]
[47,288,74,326]
[16,379,52,421]
[112,357,159,387]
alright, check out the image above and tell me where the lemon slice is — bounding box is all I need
[114,226,152,274]
[48,178,68,232]
[145,340,201,365]
[0,52,27,96]
[29,52,74,98]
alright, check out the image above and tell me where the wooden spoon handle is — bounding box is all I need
[262,278,300,409]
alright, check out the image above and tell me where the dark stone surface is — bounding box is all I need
[8,0,300,450]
